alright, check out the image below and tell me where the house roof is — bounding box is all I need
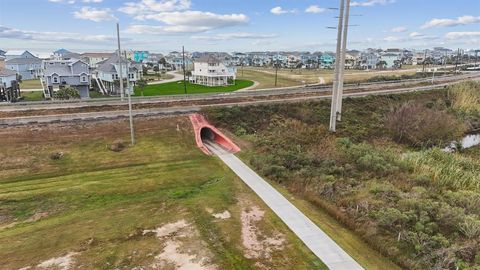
[195,55,221,64]
[54,48,71,54]
[0,68,17,77]
[6,57,42,65]
[43,59,89,76]
[82,52,114,58]
[97,54,136,73]
[5,50,25,56]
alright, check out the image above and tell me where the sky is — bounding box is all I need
[0,0,479,54]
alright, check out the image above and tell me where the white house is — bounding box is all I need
[81,52,113,69]
[191,55,236,86]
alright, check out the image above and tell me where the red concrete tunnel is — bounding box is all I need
[189,113,241,155]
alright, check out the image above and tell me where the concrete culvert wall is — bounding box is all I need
[189,113,241,155]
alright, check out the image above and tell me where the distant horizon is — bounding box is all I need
[1,0,479,53]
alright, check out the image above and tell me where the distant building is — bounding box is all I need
[319,53,335,69]
[5,51,42,80]
[81,52,113,69]
[53,49,72,60]
[133,51,149,62]
[360,53,379,70]
[191,55,236,86]
[96,54,143,95]
[0,68,17,89]
[380,53,401,69]
[42,59,91,99]
[0,68,20,102]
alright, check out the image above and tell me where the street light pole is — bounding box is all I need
[116,23,124,101]
[275,59,279,87]
[336,0,351,122]
[329,0,345,132]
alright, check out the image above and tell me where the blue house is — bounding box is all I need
[5,51,42,80]
[133,51,149,63]
[319,53,335,69]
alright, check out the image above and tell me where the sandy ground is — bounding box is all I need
[36,252,80,270]
[145,219,216,270]
[241,206,285,260]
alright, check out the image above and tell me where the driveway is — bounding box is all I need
[148,71,184,85]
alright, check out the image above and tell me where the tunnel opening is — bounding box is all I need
[200,127,215,141]
[190,113,241,155]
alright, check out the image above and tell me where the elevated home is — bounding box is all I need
[42,59,91,99]
[96,54,143,95]
[381,53,401,69]
[0,68,20,102]
[53,49,72,60]
[81,52,113,69]
[134,51,149,62]
[5,51,42,80]
[191,55,236,87]
[319,53,335,69]
[360,52,379,70]
[166,56,193,71]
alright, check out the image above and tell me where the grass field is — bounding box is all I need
[20,79,42,90]
[21,91,44,101]
[0,117,326,269]
[135,79,254,96]
[239,67,419,89]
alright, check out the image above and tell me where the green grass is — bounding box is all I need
[135,79,254,96]
[21,91,44,101]
[0,117,325,269]
[19,79,42,90]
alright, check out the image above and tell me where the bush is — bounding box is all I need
[53,86,80,100]
[109,139,126,152]
[385,102,466,147]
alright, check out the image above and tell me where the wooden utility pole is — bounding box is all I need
[422,49,427,73]
[329,0,345,132]
[182,46,187,95]
[116,23,124,101]
[335,0,351,122]
[455,48,460,72]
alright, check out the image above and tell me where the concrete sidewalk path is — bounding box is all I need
[206,143,363,270]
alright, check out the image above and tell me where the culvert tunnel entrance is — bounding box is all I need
[189,114,241,156]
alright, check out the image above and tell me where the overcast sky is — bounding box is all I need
[0,0,479,54]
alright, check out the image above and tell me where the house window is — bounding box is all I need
[53,77,58,83]
[81,76,87,82]
[112,74,115,80]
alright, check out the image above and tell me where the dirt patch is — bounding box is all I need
[26,212,49,223]
[212,210,231,220]
[36,252,80,270]
[241,206,285,260]
[145,219,216,270]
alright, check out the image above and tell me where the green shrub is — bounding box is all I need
[53,86,80,100]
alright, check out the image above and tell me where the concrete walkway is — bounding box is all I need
[205,142,364,270]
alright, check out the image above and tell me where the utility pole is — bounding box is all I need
[274,59,279,87]
[182,46,187,95]
[422,49,427,73]
[116,23,124,101]
[455,48,460,73]
[124,51,135,145]
[335,0,351,122]
[329,0,345,132]
[475,50,478,68]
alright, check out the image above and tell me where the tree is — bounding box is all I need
[53,86,80,100]
[377,60,387,70]
[153,65,160,80]
[137,79,147,97]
